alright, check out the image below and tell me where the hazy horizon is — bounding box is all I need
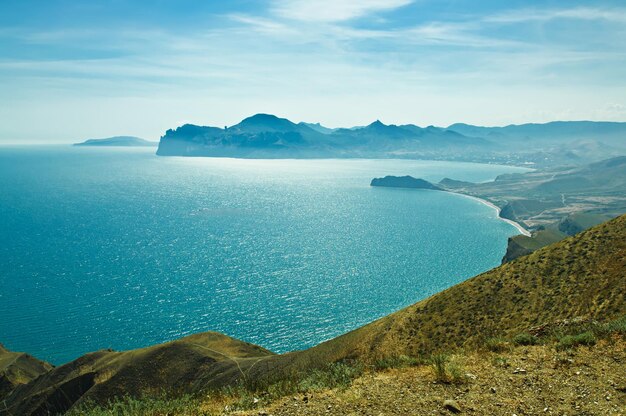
[1,0,626,143]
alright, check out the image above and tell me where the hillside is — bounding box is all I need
[0,345,51,399]
[440,156,626,229]
[0,333,273,415]
[2,216,624,415]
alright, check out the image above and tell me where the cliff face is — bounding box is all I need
[2,216,625,415]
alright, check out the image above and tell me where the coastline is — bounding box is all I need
[450,192,532,237]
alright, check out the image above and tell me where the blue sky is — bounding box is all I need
[1,0,625,142]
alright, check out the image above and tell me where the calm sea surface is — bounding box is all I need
[0,146,529,364]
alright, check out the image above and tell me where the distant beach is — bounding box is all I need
[451,192,532,237]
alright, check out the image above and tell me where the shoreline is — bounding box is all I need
[450,192,532,237]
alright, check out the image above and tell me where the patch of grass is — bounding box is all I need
[485,337,511,352]
[227,361,364,410]
[429,354,465,384]
[594,315,626,338]
[66,394,205,416]
[221,383,258,410]
[513,333,539,346]
[430,353,449,383]
[373,355,422,371]
[556,331,596,351]
[298,361,363,392]
[491,356,509,368]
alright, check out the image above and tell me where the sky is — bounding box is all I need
[1,0,625,143]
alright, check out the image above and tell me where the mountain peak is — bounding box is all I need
[238,113,283,125]
[368,120,386,128]
[233,113,299,133]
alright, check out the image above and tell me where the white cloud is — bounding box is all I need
[228,14,294,35]
[271,0,413,22]
[486,7,626,24]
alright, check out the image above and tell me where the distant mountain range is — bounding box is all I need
[74,136,157,147]
[156,113,491,159]
[156,114,626,166]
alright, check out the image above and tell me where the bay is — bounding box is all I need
[0,146,529,364]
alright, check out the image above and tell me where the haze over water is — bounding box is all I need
[0,146,529,364]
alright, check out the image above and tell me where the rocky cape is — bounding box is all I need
[370,175,443,190]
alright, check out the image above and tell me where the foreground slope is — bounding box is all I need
[240,337,625,416]
[2,216,625,414]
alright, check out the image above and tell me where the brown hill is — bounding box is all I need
[0,344,52,399]
[1,333,272,415]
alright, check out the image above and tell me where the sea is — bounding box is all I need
[0,146,529,364]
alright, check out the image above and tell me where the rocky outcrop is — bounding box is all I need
[370,176,443,190]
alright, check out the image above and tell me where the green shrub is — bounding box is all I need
[492,356,509,368]
[430,353,449,382]
[513,333,539,346]
[430,354,465,384]
[485,337,511,352]
[556,331,596,351]
[446,359,466,384]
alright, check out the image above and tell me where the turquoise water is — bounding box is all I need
[0,147,529,364]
